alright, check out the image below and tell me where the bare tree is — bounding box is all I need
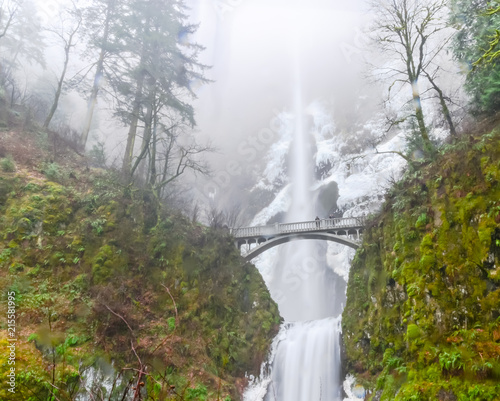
[0,0,45,68]
[224,203,244,229]
[43,3,82,129]
[126,101,214,199]
[152,135,213,199]
[0,0,20,40]
[423,67,457,137]
[205,202,245,230]
[206,204,226,229]
[79,0,119,149]
[371,0,457,153]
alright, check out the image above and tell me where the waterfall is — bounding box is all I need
[244,30,344,401]
[265,317,342,401]
[243,107,345,400]
[243,3,346,399]
[259,116,343,400]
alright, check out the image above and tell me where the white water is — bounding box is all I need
[258,119,343,400]
[264,317,342,401]
[244,26,343,398]
[243,101,408,399]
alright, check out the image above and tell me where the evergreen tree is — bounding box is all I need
[0,0,44,112]
[0,0,44,67]
[0,0,19,40]
[110,0,210,186]
[451,0,500,114]
[473,5,500,65]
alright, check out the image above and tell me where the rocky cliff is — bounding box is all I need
[343,121,500,400]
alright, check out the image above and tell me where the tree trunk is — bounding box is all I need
[426,73,457,137]
[80,0,115,149]
[121,70,145,176]
[410,79,433,155]
[44,43,71,129]
[80,55,104,148]
[130,85,155,178]
[149,114,157,187]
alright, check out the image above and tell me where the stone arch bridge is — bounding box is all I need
[230,217,365,261]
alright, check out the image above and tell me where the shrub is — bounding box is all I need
[0,155,15,172]
[87,141,106,168]
[42,162,61,181]
[439,350,464,372]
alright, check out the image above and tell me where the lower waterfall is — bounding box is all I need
[243,239,346,401]
[264,317,342,401]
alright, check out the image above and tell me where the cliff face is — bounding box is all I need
[343,124,500,400]
[0,133,280,401]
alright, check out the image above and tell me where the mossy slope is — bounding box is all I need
[0,169,280,400]
[343,126,500,400]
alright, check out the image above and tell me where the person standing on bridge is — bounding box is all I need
[315,216,320,228]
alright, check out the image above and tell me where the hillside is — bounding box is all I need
[342,119,500,400]
[0,127,280,401]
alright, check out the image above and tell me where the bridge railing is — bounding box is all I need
[231,216,365,238]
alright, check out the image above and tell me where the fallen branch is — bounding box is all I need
[103,303,135,338]
[161,284,179,325]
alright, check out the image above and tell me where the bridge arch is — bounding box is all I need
[242,232,359,261]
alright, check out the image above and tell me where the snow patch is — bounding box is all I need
[251,184,291,226]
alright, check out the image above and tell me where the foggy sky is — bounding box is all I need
[28,0,375,207]
[188,0,371,171]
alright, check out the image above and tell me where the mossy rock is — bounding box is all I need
[343,126,500,398]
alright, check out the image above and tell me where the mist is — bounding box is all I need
[186,0,378,210]
[20,0,458,215]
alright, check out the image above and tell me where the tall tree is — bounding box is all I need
[371,0,456,153]
[79,0,121,149]
[0,0,20,40]
[0,0,44,118]
[473,5,500,66]
[111,0,210,185]
[44,4,82,129]
[451,0,500,115]
[0,0,44,68]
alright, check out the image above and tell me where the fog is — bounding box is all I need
[22,0,410,212]
[190,0,371,160]
[183,0,380,208]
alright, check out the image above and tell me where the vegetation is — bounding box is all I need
[370,0,456,156]
[342,119,500,400]
[0,128,280,400]
[0,0,211,201]
[0,2,280,398]
[451,0,500,115]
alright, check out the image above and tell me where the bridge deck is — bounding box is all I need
[231,217,365,239]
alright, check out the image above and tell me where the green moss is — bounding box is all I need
[0,169,280,400]
[406,324,422,341]
[91,244,126,283]
[343,126,500,398]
